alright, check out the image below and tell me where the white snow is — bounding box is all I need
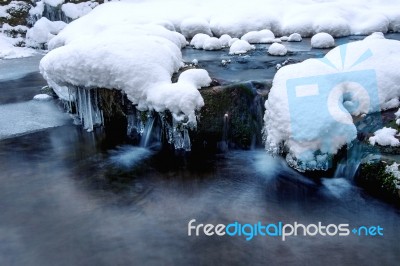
[40,4,211,127]
[26,17,67,48]
[311,32,335,48]
[369,127,400,147]
[381,97,399,110]
[229,39,255,55]
[241,29,275,43]
[33,94,53,101]
[219,34,232,47]
[280,36,289,41]
[268,43,287,56]
[61,2,98,20]
[180,17,212,39]
[203,37,222,50]
[364,32,386,41]
[229,37,239,46]
[287,33,302,42]
[263,39,400,171]
[43,0,65,7]
[0,34,36,59]
[385,163,400,189]
[190,33,210,49]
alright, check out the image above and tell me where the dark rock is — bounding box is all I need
[191,80,271,152]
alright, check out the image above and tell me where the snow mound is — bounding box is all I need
[268,43,287,56]
[26,17,66,48]
[229,37,239,46]
[263,39,400,171]
[229,39,255,54]
[40,3,210,127]
[0,34,36,59]
[364,32,386,41]
[61,2,98,20]
[219,34,232,47]
[203,37,222,50]
[369,127,399,147]
[180,17,212,39]
[241,29,275,43]
[287,33,302,42]
[311,32,335,48]
[190,33,210,49]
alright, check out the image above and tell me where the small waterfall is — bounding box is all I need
[333,140,365,179]
[127,111,192,151]
[140,116,156,147]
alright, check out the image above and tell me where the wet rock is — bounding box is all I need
[191,80,271,152]
[356,161,400,204]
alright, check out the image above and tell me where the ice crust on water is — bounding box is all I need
[264,39,400,171]
[0,100,70,140]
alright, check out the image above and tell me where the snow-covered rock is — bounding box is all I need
[219,34,232,47]
[229,39,255,54]
[40,3,211,128]
[61,2,98,20]
[203,37,222,50]
[263,39,400,171]
[369,127,400,147]
[311,32,335,48]
[180,17,212,39]
[190,33,210,49]
[364,32,386,41]
[268,43,287,56]
[241,29,275,43]
[26,17,66,48]
[287,33,302,42]
[228,37,239,46]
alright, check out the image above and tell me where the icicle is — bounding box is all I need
[183,129,191,151]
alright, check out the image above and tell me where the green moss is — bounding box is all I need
[357,162,399,200]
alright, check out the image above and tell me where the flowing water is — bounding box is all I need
[0,37,400,266]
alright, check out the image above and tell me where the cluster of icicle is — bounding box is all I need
[64,87,192,151]
[127,111,192,151]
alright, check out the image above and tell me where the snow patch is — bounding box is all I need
[268,43,287,56]
[369,127,400,147]
[229,39,255,55]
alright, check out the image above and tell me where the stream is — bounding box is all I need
[0,37,399,266]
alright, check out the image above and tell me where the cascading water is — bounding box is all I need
[333,140,368,179]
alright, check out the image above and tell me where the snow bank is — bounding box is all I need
[61,2,99,20]
[268,43,287,56]
[369,127,399,146]
[229,39,255,54]
[190,33,210,49]
[40,3,211,127]
[27,0,398,40]
[26,17,66,48]
[311,32,335,48]
[263,39,400,171]
[180,17,212,39]
[0,34,36,59]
